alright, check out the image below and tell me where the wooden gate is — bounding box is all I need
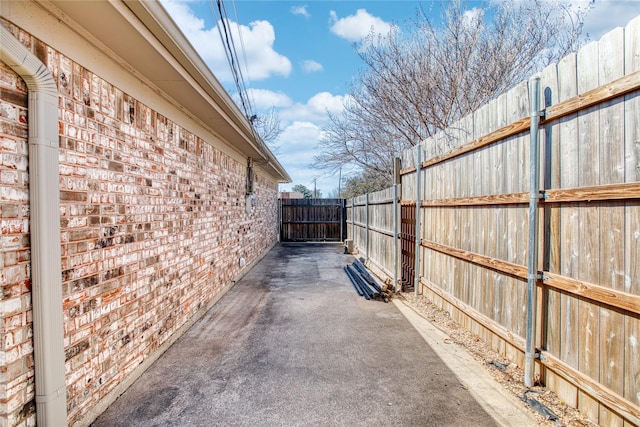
[279,198,346,242]
[400,203,416,291]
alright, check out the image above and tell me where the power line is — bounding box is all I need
[210,0,251,117]
[229,0,256,111]
[208,0,270,161]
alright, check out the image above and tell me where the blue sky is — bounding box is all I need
[161,0,639,196]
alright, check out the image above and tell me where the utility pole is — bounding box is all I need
[338,167,342,198]
[313,178,317,198]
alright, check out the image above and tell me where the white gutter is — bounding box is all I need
[0,26,67,426]
[121,0,291,183]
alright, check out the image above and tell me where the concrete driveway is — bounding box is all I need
[92,243,535,426]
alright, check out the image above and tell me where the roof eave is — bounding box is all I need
[46,0,290,182]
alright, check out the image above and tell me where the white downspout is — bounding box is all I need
[0,26,68,426]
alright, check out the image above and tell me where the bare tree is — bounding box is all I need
[314,0,589,176]
[250,107,282,152]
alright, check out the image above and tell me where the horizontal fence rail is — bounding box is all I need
[347,17,640,427]
[279,198,346,242]
[346,187,400,283]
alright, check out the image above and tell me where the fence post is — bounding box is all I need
[277,198,282,242]
[525,75,542,387]
[393,184,399,292]
[351,198,355,242]
[340,199,345,242]
[414,146,422,297]
[393,157,401,292]
[365,193,370,259]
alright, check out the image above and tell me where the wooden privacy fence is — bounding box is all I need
[348,17,640,427]
[346,187,400,286]
[279,198,346,242]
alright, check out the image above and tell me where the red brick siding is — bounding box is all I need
[1,24,279,426]
[0,58,36,427]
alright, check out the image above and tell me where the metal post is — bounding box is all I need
[393,184,399,292]
[351,198,355,242]
[340,199,345,242]
[393,157,401,292]
[525,75,542,387]
[277,198,282,242]
[365,193,370,259]
[414,147,422,297]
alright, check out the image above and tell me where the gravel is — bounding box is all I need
[398,293,598,427]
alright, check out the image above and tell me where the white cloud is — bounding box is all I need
[246,89,293,110]
[302,60,324,73]
[269,92,351,193]
[579,0,640,41]
[161,0,291,83]
[280,92,348,124]
[291,5,310,18]
[462,8,483,28]
[279,121,323,154]
[276,121,340,193]
[329,9,393,42]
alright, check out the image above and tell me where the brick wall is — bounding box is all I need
[0,57,34,427]
[1,24,280,426]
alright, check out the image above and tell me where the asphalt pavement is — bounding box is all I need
[91,243,536,426]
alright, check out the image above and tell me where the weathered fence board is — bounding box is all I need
[624,16,640,427]
[576,39,601,422]
[597,27,626,427]
[279,198,345,242]
[346,187,399,284]
[556,50,581,408]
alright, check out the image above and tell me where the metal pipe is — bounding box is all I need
[351,198,355,243]
[525,75,542,387]
[345,265,374,300]
[344,266,364,297]
[277,198,282,242]
[353,259,382,293]
[414,147,422,297]
[1,26,67,425]
[365,193,370,259]
[393,183,399,292]
[340,199,345,242]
